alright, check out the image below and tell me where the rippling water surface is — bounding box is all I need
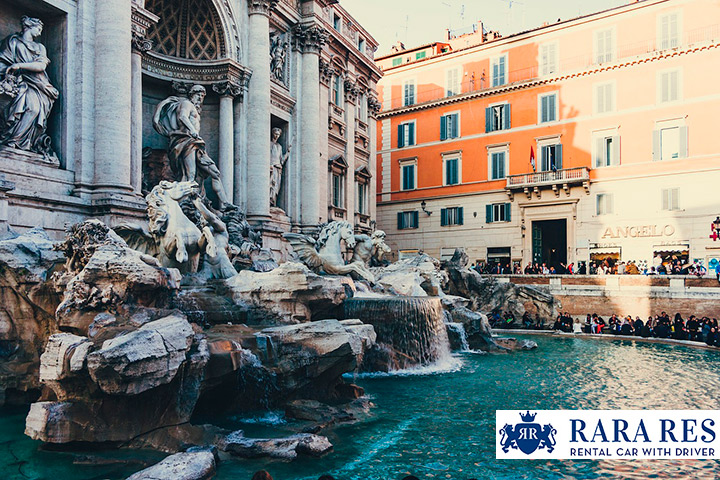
[2,335,720,480]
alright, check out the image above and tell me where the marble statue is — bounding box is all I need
[269,127,291,207]
[153,85,233,211]
[351,230,391,267]
[0,16,59,158]
[270,34,287,83]
[284,221,375,282]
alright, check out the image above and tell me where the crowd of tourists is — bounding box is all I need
[471,254,714,277]
[548,311,720,346]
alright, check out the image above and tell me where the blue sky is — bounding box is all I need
[342,0,629,55]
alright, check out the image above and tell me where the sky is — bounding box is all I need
[341,0,630,55]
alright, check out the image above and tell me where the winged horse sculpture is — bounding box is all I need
[283,221,375,282]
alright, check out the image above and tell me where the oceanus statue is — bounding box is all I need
[284,221,375,282]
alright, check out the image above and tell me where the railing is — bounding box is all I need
[506,167,589,189]
[384,23,720,112]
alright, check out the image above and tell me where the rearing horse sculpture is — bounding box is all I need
[284,221,375,282]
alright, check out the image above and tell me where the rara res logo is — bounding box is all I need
[499,411,557,454]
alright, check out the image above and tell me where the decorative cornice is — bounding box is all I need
[367,95,381,117]
[249,0,279,16]
[344,78,361,104]
[319,57,336,86]
[143,52,252,94]
[131,4,159,54]
[132,32,153,53]
[293,24,329,54]
[212,81,243,98]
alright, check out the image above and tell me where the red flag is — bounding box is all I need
[530,146,536,172]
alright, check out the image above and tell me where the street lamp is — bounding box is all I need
[711,217,720,241]
[421,200,432,215]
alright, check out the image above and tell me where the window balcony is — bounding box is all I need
[505,167,590,199]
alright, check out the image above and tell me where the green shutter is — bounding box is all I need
[397,212,404,229]
[485,107,492,133]
[441,208,448,226]
[458,207,464,225]
[440,115,447,141]
[549,94,556,121]
[412,211,419,228]
[452,113,459,138]
[504,104,511,130]
[611,136,621,165]
[556,144,563,169]
[504,203,511,222]
[397,124,404,148]
[486,204,493,223]
[408,123,415,145]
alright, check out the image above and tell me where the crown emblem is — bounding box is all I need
[520,411,537,422]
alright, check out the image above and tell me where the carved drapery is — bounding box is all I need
[293,24,329,54]
[270,31,289,86]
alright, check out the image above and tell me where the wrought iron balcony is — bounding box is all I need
[505,167,590,198]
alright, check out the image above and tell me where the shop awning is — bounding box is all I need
[653,244,689,254]
[589,246,621,255]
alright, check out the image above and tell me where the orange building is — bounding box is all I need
[375,0,720,272]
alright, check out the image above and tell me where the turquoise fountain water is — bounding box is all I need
[2,335,720,479]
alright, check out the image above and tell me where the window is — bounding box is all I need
[400,160,416,190]
[486,203,511,223]
[490,151,506,180]
[658,12,680,50]
[658,69,680,103]
[661,188,679,211]
[403,80,415,106]
[653,125,688,161]
[357,182,367,214]
[539,143,562,171]
[596,193,613,215]
[397,121,415,148]
[538,93,557,123]
[443,153,461,186]
[485,104,511,132]
[332,75,342,106]
[595,82,615,114]
[397,211,419,229]
[446,68,460,96]
[416,51,427,60]
[440,206,464,226]
[440,113,459,140]
[595,29,615,63]
[332,173,344,208]
[358,38,365,52]
[540,43,557,76]
[333,14,341,31]
[392,57,402,67]
[593,134,620,167]
[491,55,507,87]
[357,93,367,122]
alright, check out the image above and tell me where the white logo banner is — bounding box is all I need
[497,410,720,459]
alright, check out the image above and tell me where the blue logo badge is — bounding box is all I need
[499,411,557,454]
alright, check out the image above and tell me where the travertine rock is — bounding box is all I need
[86,315,194,395]
[0,228,63,404]
[371,254,447,296]
[441,296,501,351]
[125,451,216,480]
[225,262,352,324]
[220,430,332,459]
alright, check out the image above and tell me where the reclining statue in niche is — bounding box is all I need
[0,16,59,160]
[153,85,234,211]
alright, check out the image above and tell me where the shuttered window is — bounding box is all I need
[397,122,415,148]
[540,43,557,76]
[595,29,614,63]
[440,113,459,140]
[492,55,506,86]
[653,126,687,161]
[440,207,464,226]
[485,203,511,223]
[401,163,416,190]
[444,156,460,185]
[596,193,614,215]
[403,80,415,106]
[659,70,679,103]
[539,93,557,123]
[540,144,563,171]
[659,13,679,50]
[446,68,460,96]
[661,188,679,211]
[490,152,506,180]
[595,83,614,114]
[397,211,419,229]
[485,104,511,132]
[594,135,620,167]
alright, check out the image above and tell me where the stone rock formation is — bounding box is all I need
[225,262,353,324]
[125,451,216,480]
[442,248,558,321]
[219,430,332,459]
[371,253,447,296]
[441,296,502,351]
[0,228,64,405]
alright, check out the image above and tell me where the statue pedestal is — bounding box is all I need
[262,206,292,262]
[0,146,60,168]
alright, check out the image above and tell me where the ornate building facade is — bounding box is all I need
[0,0,381,252]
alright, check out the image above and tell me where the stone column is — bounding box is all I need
[130,5,159,194]
[246,0,278,224]
[93,0,134,194]
[213,82,241,201]
[0,175,15,237]
[294,24,328,230]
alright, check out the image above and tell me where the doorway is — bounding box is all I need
[531,219,567,270]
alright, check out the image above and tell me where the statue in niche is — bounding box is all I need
[0,16,59,159]
[269,126,291,208]
[153,85,234,211]
[270,33,287,83]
